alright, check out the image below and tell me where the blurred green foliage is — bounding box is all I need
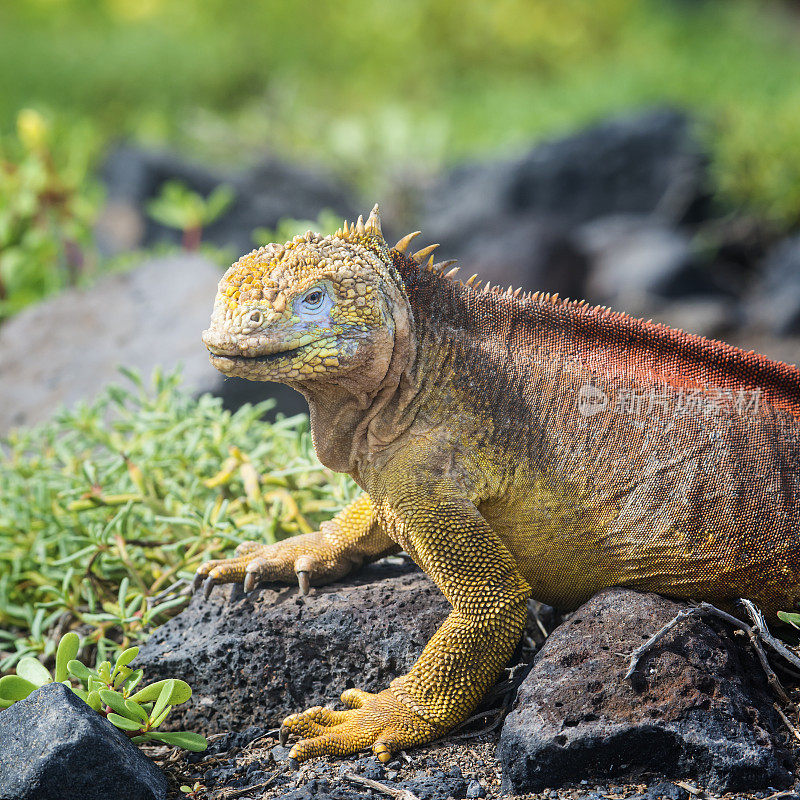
[0,369,358,669]
[1,0,800,223]
[252,209,342,249]
[146,180,234,251]
[0,110,102,320]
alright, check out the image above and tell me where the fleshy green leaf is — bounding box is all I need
[151,678,174,723]
[151,704,172,729]
[99,689,134,718]
[85,691,103,711]
[0,674,38,703]
[113,666,131,689]
[16,656,52,687]
[148,730,208,752]
[67,660,92,681]
[124,698,149,724]
[115,647,139,669]
[777,611,800,629]
[55,633,80,682]
[123,669,144,693]
[131,678,191,705]
[107,712,142,731]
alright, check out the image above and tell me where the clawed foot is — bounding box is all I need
[280,687,439,764]
[192,533,351,599]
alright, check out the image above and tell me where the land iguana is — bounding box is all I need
[195,205,800,764]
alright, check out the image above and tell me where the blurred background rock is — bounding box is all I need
[1,0,799,429]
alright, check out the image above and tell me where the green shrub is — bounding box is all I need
[0,631,207,751]
[0,369,356,669]
[146,180,234,251]
[1,1,800,224]
[0,110,102,320]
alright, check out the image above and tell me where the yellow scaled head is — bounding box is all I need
[202,204,402,385]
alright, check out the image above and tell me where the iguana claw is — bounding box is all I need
[279,688,439,764]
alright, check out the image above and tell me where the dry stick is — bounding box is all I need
[674,780,704,797]
[343,771,420,800]
[222,773,277,799]
[448,708,507,741]
[739,599,800,671]
[624,600,795,704]
[773,703,800,744]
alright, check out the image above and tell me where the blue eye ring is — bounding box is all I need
[302,289,325,310]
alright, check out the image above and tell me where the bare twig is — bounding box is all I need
[221,773,276,798]
[625,599,798,705]
[625,603,744,680]
[774,703,800,744]
[674,780,703,796]
[343,771,420,800]
[242,728,280,751]
[740,599,800,672]
[447,708,507,741]
[763,791,799,800]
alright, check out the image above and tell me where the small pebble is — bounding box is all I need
[270,744,291,762]
[467,780,486,798]
[362,762,385,780]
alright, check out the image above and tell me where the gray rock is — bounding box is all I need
[426,213,590,298]
[508,108,710,225]
[0,682,166,800]
[498,588,792,794]
[425,109,709,233]
[654,298,740,340]
[579,215,720,314]
[136,559,449,734]
[749,235,800,336]
[98,146,356,257]
[421,109,709,298]
[0,253,307,433]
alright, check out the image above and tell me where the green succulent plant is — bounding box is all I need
[146,180,234,251]
[0,631,207,751]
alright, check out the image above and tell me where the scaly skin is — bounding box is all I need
[196,205,800,764]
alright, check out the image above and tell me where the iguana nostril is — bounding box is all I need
[248,310,263,325]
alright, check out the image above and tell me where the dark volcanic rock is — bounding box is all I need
[498,588,792,794]
[579,215,723,314]
[0,682,166,800]
[430,213,590,298]
[508,108,710,224]
[0,253,307,433]
[748,234,800,336]
[98,146,356,257]
[421,108,710,295]
[136,559,449,734]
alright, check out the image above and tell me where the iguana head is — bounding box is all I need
[202,205,413,395]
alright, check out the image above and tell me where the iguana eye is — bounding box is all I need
[301,289,325,310]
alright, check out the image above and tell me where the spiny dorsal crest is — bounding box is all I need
[334,205,539,301]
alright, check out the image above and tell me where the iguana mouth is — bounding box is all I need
[208,346,303,366]
[210,345,303,364]
[207,335,333,365]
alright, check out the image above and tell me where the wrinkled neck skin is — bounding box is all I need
[293,279,421,482]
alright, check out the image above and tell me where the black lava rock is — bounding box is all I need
[136,559,449,734]
[498,588,793,794]
[749,234,800,336]
[0,682,167,800]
